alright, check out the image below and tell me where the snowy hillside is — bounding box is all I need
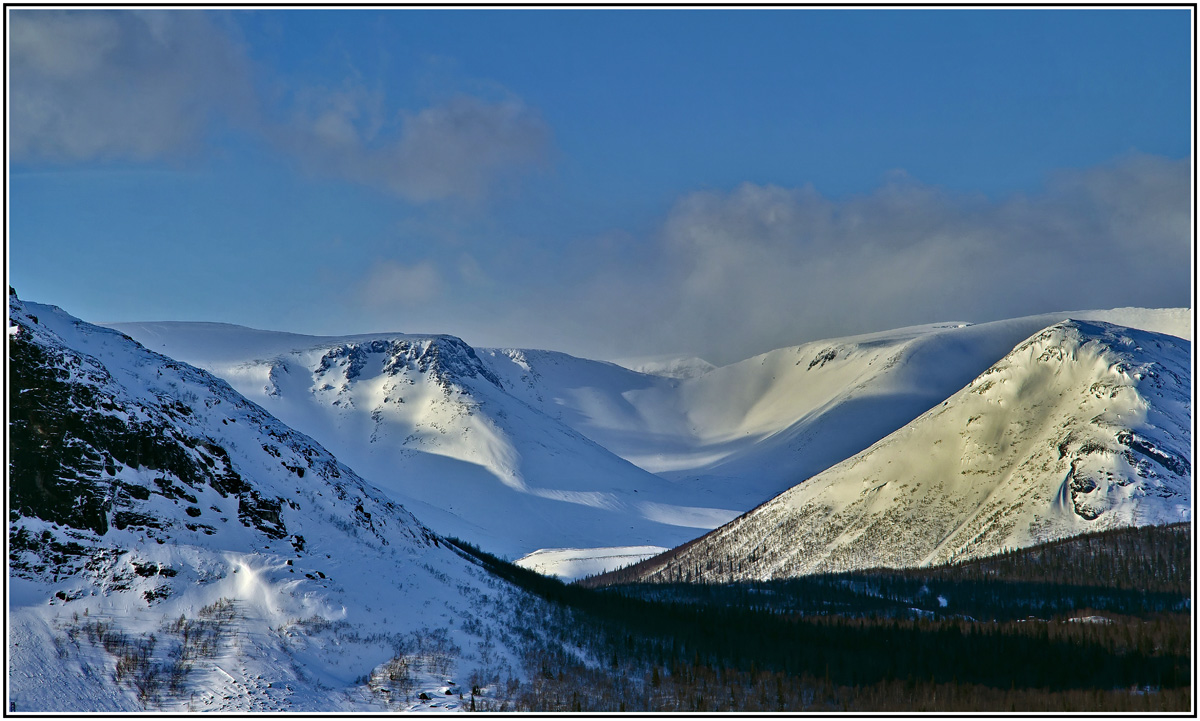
[472,309,1189,513]
[611,320,1192,582]
[110,308,1189,568]
[106,323,738,559]
[7,294,561,712]
[545,310,1189,506]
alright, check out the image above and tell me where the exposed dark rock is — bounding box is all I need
[121,483,152,502]
[238,490,287,539]
[113,512,164,531]
[316,336,503,391]
[1067,462,1103,521]
[1117,431,1190,477]
[807,347,838,370]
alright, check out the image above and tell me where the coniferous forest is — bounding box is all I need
[448,523,1192,712]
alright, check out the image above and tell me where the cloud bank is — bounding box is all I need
[454,153,1191,365]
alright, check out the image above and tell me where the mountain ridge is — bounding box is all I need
[106,307,1190,567]
[594,319,1191,583]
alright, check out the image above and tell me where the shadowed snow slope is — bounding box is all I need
[607,320,1191,582]
[109,308,1189,561]
[8,294,543,712]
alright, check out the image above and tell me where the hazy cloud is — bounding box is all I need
[284,90,552,203]
[529,153,1192,365]
[361,260,442,308]
[9,10,254,162]
[392,96,551,202]
[9,10,551,203]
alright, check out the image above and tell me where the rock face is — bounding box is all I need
[7,292,536,712]
[312,336,502,389]
[608,320,1192,582]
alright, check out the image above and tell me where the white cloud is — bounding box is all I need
[327,153,1188,366]
[524,153,1192,365]
[8,10,254,162]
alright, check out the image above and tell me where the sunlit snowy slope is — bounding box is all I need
[503,309,1189,509]
[112,307,1189,566]
[610,320,1192,582]
[8,294,551,712]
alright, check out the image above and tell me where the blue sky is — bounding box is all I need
[8,8,1193,364]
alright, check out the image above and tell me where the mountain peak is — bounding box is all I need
[314,335,502,389]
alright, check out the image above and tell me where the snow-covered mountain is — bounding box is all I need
[527,310,1189,508]
[111,307,1189,568]
[11,287,1190,713]
[608,320,1192,582]
[103,323,739,559]
[118,316,982,560]
[7,293,553,712]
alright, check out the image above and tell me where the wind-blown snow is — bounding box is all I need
[614,355,717,379]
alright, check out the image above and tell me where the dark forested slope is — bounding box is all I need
[450,522,1192,712]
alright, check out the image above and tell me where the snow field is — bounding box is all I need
[514,546,670,581]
